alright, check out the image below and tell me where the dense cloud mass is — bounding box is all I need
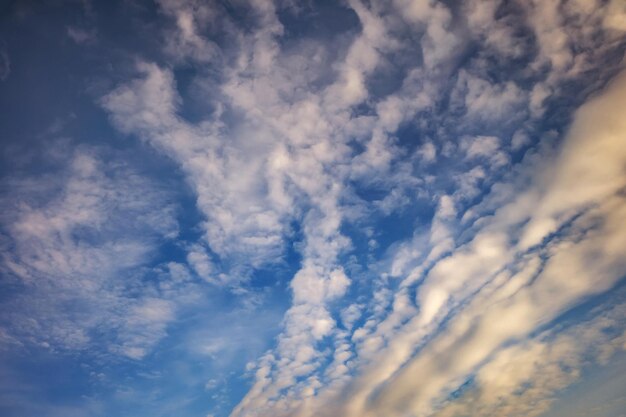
[0,0,625,417]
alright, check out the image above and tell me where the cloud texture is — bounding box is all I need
[1,0,626,416]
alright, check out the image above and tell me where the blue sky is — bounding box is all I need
[0,1,625,416]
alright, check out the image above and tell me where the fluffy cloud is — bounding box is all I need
[207,2,624,416]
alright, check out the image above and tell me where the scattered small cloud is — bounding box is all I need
[66,25,97,44]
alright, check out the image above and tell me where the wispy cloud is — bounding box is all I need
[2,0,626,416]
[66,26,97,44]
[0,146,185,359]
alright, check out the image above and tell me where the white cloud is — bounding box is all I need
[2,0,625,415]
[453,70,527,123]
[463,135,500,158]
[520,70,626,249]
[92,0,626,414]
[156,0,220,63]
[0,147,182,358]
[102,63,292,274]
[435,299,626,417]
[416,141,437,164]
[319,67,626,417]
[392,0,459,69]
[230,66,626,417]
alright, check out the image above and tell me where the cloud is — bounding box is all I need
[462,135,500,158]
[455,70,527,123]
[306,66,626,417]
[434,298,626,417]
[89,0,626,415]
[519,71,626,249]
[155,0,220,63]
[66,26,97,44]
[102,62,293,275]
[231,46,626,417]
[0,146,185,359]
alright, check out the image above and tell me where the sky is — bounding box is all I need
[0,0,625,416]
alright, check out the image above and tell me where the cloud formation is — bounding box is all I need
[1,0,626,416]
[0,146,188,358]
[96,0,626,415]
